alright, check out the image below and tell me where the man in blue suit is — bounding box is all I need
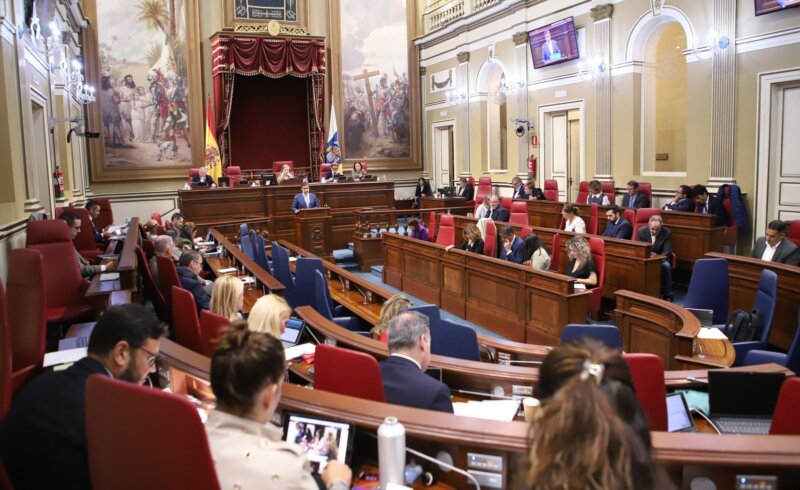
[603,205,633,239]
[662,185,694,212]
[176,250,211,311]
[291,183,320,213]
[500,226,526,264]
[692,185,728,227]
[488,195,510,222]
[380,311,454,413]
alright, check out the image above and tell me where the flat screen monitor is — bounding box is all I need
[529,17,580,69]
[282,412,355,474]
[755,0,800,15]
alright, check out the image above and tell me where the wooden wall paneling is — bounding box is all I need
[441,249,467,317]
[661,211,724,270]
[382,233,404,289]
[463,255,528,342]
[399,237,444,305]
[526,200,564,229]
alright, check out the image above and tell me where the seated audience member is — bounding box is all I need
[352,161,367,181]
[85,199,111,243]
[192,166,217,187]
[211,275,244,321]
[500,226,526,264]
[622,180,649,209]
[662,185,694,212]
[524,233,551,270]
[380,311,454,413]
[474,196,491,219]
[406,218,431,242]
[446,223,484,254]
[692,185,728,227]
[566,236,597,287]
[247,294,292,339]
[276,164,295,184]
[603,205,633,239]
[370,294,412,343]
[488,195,510,222]
[142,218,159,239]
[0,305,167,490]
[526,179,546,200]
[291,183,320,214]
[511,176,528,199]
[177,250,211,311]
[206,322,352,490]
[322,162,344,183]
[636,215,674,301]
[456,177,474,200]
[587,180,611,206]
[166,212,184,242]
[149,235,176,286]
[524,339,671,490]
[562,204,586,234]
[413,177,432,208]
[60,212,116,278]
[177,221,203,251]
[751,220,800,267]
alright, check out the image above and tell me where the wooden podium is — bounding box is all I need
[294,207,333,261]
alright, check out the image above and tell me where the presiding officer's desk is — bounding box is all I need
[178,180,395,249]
[157,338,800,490]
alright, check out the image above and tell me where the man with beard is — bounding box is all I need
[0,304,168,490]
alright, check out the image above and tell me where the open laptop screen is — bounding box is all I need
[708,371,785,418]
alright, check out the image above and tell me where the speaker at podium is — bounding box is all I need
[294,207,333,261]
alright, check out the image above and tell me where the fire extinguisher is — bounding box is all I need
[527,155,537,181]
[53,165,65,198]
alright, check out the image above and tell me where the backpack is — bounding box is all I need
[725,309,762,342]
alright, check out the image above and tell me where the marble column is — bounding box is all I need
[512,31,530,177]
[709,0,737,183]
[457,51,471,175]
[591,4,613,179]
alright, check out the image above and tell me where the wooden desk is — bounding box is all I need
[525,199,564,229]
[178,181,394,249]
[158,338,800,490]
[706,252,800,350]
[661,210,724,271]
[420,196,467,209]
[382,232,590,344]
[86,217,141,313]
[615,290,735,370]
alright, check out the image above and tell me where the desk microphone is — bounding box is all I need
[454,388,516,400]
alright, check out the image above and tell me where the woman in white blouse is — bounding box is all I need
[562,203,586,234]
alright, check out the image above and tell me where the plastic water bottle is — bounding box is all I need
[378,417,405,489]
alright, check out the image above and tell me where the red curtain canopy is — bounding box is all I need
[211,35,326,78]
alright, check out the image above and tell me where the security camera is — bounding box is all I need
[513,118,533,138]
[51,117,101,142]
[515,123,526,137]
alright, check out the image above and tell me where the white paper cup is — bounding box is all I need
[522,397,541,422]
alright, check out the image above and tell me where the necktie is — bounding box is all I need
[305,195,310,207]
[629,196,634,207]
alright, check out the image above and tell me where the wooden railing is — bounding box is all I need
[353,206,472,237]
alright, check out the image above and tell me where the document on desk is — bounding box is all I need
[285,342,315,360]
[99,272,120,282]
[217,267,238,275]
[453,399,520,421]
[43,347,87,367]
[697,327,728,340]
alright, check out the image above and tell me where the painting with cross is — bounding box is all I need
[340,0,410,160]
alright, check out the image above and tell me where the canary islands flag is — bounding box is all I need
[325,106,342,164]
[204,95,223,182]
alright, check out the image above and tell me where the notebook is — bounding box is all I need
[686,308,714,327]
[666,392,696,432]
[707,371,785,434]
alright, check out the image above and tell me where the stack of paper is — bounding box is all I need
[285,342,316,360]
[43,348,87,367]
[453,399,520,421]
[698,327,728,340]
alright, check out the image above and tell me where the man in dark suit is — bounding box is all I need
[291,183,320,214]
[621,180,649,209]
[663,185,694,212]
[751,220,800,267]
[636,215,674,301]
[692,185,728,227]
[511,177,527,199]
[500,226,526,264]
[191,166,217,187]
[603,205,633,239]
[456,177,474,200]
[85,199,110,244]
[176,250,211,311]
[488,195,510,222]
[322,162,344,183]
[61,212,116,278]
[380,311,454,413]
[0,304,167,490]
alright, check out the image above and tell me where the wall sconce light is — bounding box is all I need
[692,30,730,60]
[17,0,62,57]
[577,57,607,81]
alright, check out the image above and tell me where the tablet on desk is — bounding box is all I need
[282,412,355,474]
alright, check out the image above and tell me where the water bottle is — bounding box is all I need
[378,416,405,489]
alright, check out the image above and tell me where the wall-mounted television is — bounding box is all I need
[529,17,580,69]
[755,0,800,15]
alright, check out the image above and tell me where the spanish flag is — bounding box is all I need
[204,95,223,182]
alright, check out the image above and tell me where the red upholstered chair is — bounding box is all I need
[720,187,738,248]
[638,182,653,207]
[789,220,800,248]
[543,180,559,201]
[86,376,220,490]
[601,180,616,205]
[94,198,114,230]
[622,208,636,239]
[225,165,242,184]
[141,239,155,260]
[435,215,456,246]
[6,249,46,395]
[428,211,437,241]
[623,353,668,431]
[576,181,589,204]
[314,344,385,402]
[549,232,561,272]
[150,213,163,226]
[520,226,533,237]
[475,176,492,204]
[632,208,661,239]
[509,201,529,226]
[273,160,294,173]
[588,203,599,235]
[483,220,497,257]
[770,377,800,435]
[25,220,93,325]
[188,168,199,183]
[0,278,11,421]
[199,310,231,357]
[171,286,203,354]
[500,197,512,212]
[157,256,181,310]
[67,207,104,262]
[319,163,332,181]
[136,247,168,322]
[587,237,606,317]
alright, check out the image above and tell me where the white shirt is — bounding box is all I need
[589,192,610,206]
[564,216,586,234]
[761,240,781,262]
[303,194,310,207]
[390,353,421,370]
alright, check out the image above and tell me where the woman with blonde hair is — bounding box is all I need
[370,294,412,343]
[277,164,295,184]
[566,236,597,287]
[210,275,244,321]
[247,294,292,339]
[446,223,484,254]
[524,339,671,490]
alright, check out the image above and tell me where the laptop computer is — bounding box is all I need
[666,392,696,432]
[686,307,714,327]
[707,371,785,434]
